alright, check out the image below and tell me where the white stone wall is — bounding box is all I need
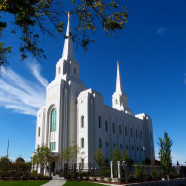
[77,89,154,167]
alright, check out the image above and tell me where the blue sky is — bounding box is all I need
[0,0,186,164]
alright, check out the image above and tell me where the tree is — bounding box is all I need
[15,157,25,163]
[32,144,53,176]
[158,132,173,180]
[61,142,85,165]
[0,0,128,70]
[0,156,12,170]
[94,147,105,167]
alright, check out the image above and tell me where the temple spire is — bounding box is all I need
[62,12,74,59]
[116,61,124,93]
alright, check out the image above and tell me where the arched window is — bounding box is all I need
[120,144,122,149]
[81,138,84,148]
[51,108,57,132]
[115,99,118,105]
[106,142,109,148]
[125,126,127,136]
[38,127,40,137]
[98,116,102,128]
[119,125,122,135]
[113,123,115,133]
[58,67,61,74]
[99,138,102,148]
[81,116,84,128]
[105,121,108,132]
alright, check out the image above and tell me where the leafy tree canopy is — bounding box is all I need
[32,144,53,175]
[0,0,128,70]
[158,132,173,177]
[15,157,25,163]
[61,142,85,165]
[0,156,12,170]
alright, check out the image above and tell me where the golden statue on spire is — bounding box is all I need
[68,12,71,21]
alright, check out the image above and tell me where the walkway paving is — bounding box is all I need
[41,175,66,186]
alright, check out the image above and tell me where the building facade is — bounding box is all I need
[35,14,154,172]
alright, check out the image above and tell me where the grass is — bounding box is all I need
[64,180,104,186]
[0,180,49,186]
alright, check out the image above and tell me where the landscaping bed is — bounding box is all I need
[0,180,49,186]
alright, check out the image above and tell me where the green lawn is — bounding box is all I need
[0,180,49,186]
[64,181,105,186]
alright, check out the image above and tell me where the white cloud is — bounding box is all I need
[156,27,167,36]
[0,60,48,116]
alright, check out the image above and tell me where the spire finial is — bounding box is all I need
[68,12,71,21]
[117,60,119,64]
[62,11,74,59]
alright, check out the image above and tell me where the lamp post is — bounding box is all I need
[143,147,146,164]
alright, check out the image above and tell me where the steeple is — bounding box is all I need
[55,13,80,80]
[116,61,124,93]
[112,61,134,116]
[62,12,74,60]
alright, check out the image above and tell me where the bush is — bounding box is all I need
[66,172,73,180]
[133,168,146,181]
[101,168,110,177]
[108,178,112,182]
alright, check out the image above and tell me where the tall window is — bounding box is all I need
[51,108,57,132]
[119,125,122,135]
[98,116,102,128]
[50,142,56,151]
[99,138,102,148]
[125,126,127,136]
[38,127,40,137]
[113,123,115,133]
[81,116,84,128]
[120,144,122,149]
[150,132,152,140]
[81,159,84,168]
[131,128,133,137]
[105,121,108,131]
[81,138,84,148]
[140,131,143,140]
[136,130,138,138]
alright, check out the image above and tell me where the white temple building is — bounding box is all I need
[35,14,154,172]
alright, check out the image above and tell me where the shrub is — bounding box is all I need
[101,176,104,181]
[108,178,112,182]
[93,177,97,181]
[133,168,146,181]
[66,172,73,180]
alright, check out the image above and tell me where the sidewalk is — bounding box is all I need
[41,175,66,186]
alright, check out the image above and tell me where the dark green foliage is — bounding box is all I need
[0,157,12,171]
[15,157,25,163]
[0,181,49,186]
[0,0,128,69]
[158,132,173,177]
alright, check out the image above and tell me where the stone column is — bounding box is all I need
[111,161,113,179]
[118,161,121,179]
